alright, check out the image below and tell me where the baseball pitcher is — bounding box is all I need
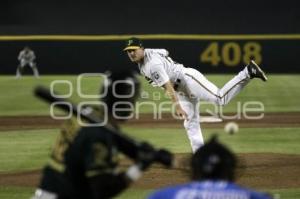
[124,37,267,153]
[16,46,40,78]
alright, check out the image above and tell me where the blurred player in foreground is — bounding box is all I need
[32,71,169,199]
[16,46,39,78]
[148,136,272,199]
[124,37,267,153]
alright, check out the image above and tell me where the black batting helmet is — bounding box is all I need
[100,70,140,120]
[191,136,237,181]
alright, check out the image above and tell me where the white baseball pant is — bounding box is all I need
[177,67,250,152]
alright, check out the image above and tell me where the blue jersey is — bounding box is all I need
[148,180,272,199]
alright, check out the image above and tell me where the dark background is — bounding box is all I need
[0,0,299,74]
[1,0,299,34]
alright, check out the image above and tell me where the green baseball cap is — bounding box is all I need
[123,37,143,51]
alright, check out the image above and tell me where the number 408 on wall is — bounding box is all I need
[200,42,262,67]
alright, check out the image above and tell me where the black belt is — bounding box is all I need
[173,79,181,91]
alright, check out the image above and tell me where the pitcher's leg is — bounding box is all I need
[184,114,204,153]
[178,95,203,153]
[218,67,250,105]
[184,67,250,106]
[219,61,268,103]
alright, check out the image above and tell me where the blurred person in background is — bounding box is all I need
[32,71,167,199]
[16,46,39,78]
[148,136,272,199]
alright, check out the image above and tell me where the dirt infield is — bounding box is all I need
[1,112,300,131]
[0,112,300,190]
[134,153,300,189]
[0,153,300,189]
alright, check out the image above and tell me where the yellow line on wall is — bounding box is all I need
[0,34,300,41]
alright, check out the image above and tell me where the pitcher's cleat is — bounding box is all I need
[247,60,268,81]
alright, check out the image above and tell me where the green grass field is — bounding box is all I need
[0,75,300,199]
[1,74,300,116]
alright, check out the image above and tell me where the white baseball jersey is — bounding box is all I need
[138,49,185,87]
